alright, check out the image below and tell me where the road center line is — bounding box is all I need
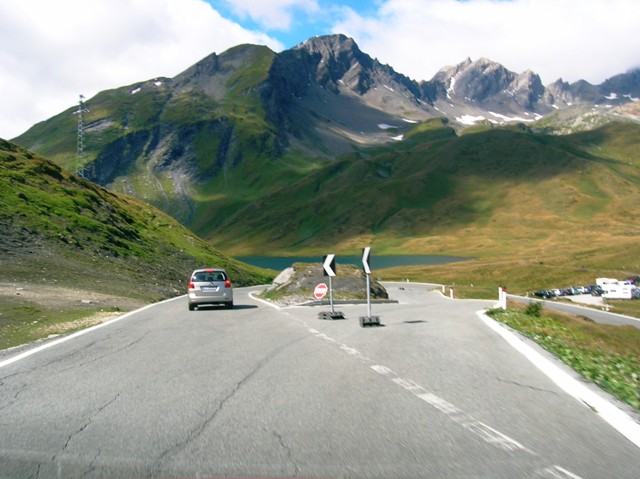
[300,323,586,476]
[253,291,585,477]
[305,324,541,452]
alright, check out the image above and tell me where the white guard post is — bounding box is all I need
[498,286,507,309]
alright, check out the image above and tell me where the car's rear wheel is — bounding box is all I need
[188,303,195,311]
[225,301,234,309]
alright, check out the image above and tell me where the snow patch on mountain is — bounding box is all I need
[489,111,541,123]
[457,114,485,125]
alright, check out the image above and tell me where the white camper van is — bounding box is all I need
[597,278,635,299]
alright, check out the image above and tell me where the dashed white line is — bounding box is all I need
[253,291,587,476]
[308,326,540,458]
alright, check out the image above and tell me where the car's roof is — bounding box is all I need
[192,268,227,272]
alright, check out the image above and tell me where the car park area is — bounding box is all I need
[533,276,638,302]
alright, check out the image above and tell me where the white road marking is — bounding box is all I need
[248,290,282,309]
[417,392,461,415]
[300,318,586,477]
[0,296,184,370]
[370,364,393,375]
[254,289,589,475]
[537,465,586,478]
[462,421,529,452]
[477,310,640,449]
[307,325,534,455]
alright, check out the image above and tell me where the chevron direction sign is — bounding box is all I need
[323,254,336,277]
[362,247,371,274]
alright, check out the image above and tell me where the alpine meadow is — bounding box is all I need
[6,34,640,306]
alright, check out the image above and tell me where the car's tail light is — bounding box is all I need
[225,279,231,288]
[189,282,194,289]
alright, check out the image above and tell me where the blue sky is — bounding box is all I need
[1,0,639,139]
[205,0,379,49]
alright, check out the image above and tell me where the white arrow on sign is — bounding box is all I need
[323,254,336,277]
[362,247,371,274]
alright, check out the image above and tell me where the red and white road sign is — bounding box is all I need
[314,283,328,299]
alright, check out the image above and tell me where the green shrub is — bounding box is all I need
[524,301,543,317]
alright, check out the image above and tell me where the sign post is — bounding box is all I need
[318,254,344,320]
[323,254,336,314]
[359,247,381,327]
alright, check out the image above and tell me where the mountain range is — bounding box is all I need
[10,34,640,258]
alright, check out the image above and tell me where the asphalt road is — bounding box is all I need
[507,294,640,328]
[1,283,639,478]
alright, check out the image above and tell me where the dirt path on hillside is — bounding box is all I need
[0,282,148,311]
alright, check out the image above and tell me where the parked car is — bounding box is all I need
[188,268,234,310]
[533,290,556,299]
[590,285,604,296]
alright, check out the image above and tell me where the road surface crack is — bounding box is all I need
[58,332,151,372]
[271,429,301,476]
[50,393,120,464]
[154,335,306,468]
[79,448,102,478]
[0,380,28,413]
[497,377,559,395]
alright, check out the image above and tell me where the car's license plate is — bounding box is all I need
[201,286,218,292]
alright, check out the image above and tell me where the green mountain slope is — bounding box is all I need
[205,120,640,262]
[13,44,287,225]
[10,38,640,266]
[0,138,272,297]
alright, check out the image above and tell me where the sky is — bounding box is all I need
[1,0,639,140]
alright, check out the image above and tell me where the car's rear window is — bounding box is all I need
[192,271,227,282]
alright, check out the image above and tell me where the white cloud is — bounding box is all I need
[220,0,320,30]
[0,0,282,139]
[3,0,639,141]
[333,0,640,85]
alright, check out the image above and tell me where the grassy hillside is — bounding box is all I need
[205,120,640,260]
[12,45,283,225]
[0,138,273,348]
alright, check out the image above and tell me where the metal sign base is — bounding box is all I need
[359,315,381,327]
[318,311,346,320]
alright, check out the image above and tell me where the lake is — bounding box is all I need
[237,255,470,271]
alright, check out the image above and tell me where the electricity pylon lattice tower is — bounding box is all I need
[75,94,89,177]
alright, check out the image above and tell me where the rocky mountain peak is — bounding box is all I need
[173,44,273,99]
[601,68,640,99]
[295,34,358,57]
[292,34,373,94]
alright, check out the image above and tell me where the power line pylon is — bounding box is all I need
[75,94,89,177]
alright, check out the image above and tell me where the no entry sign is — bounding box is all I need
[314,283,328,299]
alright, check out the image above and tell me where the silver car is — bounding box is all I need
[188,268,234,310]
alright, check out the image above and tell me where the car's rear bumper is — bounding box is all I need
[188,291,233,306]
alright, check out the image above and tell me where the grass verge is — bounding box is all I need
[487,303,640,410]
[0,300,126,351]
